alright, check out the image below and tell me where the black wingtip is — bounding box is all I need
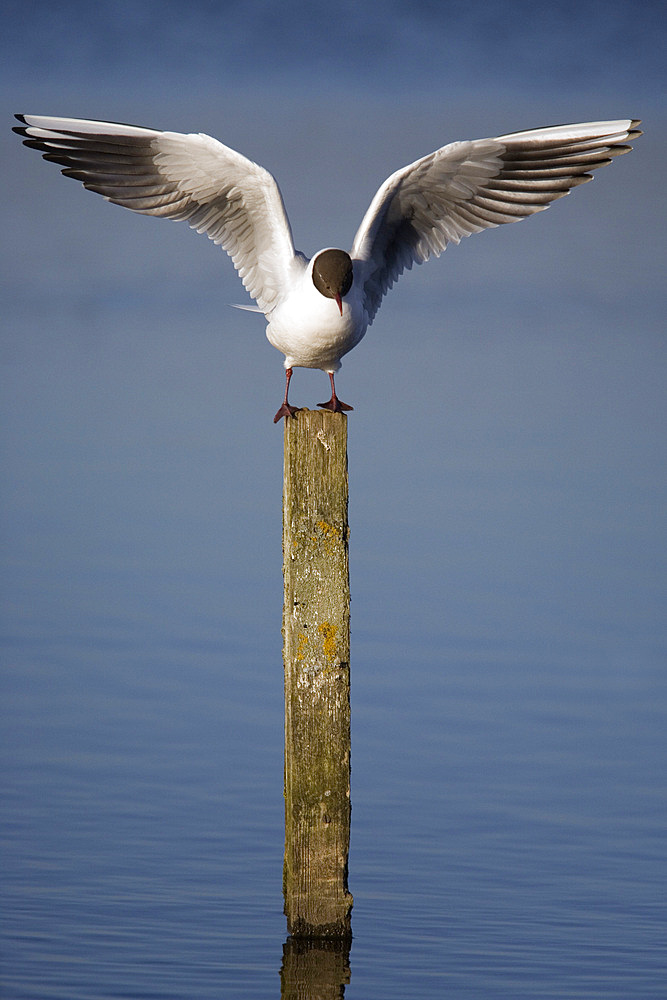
[12,113,28,138]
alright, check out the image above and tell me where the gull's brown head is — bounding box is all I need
[312,249,353,315]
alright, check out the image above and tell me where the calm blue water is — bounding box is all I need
[2,293,665,997]
[2,4,666,994]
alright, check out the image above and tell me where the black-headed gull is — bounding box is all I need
[14,114,641,421]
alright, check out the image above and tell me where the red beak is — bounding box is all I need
[335,293,343,316]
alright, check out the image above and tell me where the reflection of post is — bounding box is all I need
[281,935,351,999]
[282,409,353,938]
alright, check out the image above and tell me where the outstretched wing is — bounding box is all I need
[351,119,641,325]
[14,114,302,315]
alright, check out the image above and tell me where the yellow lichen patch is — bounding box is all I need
[318,621,337,661]
[296,633,309,661]
[316,520,339,540]
[311,520,340,554]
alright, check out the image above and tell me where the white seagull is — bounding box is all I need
[14,114,641,421]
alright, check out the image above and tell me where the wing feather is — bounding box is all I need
[13,114,300,314]
[351,119,641,324]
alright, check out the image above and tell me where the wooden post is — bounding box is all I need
[282,409,353,939]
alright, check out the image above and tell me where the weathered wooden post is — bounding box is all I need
[282,408,353,939]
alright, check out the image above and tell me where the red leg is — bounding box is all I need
[318,372,354,413]
[273,368,301,423]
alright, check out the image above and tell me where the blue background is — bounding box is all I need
[2,2,665,997]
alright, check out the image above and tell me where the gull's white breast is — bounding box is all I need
[266,260,367,371]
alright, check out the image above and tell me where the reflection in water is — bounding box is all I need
[280,935,351,999]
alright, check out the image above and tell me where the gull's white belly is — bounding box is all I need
[266,282,367,371]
